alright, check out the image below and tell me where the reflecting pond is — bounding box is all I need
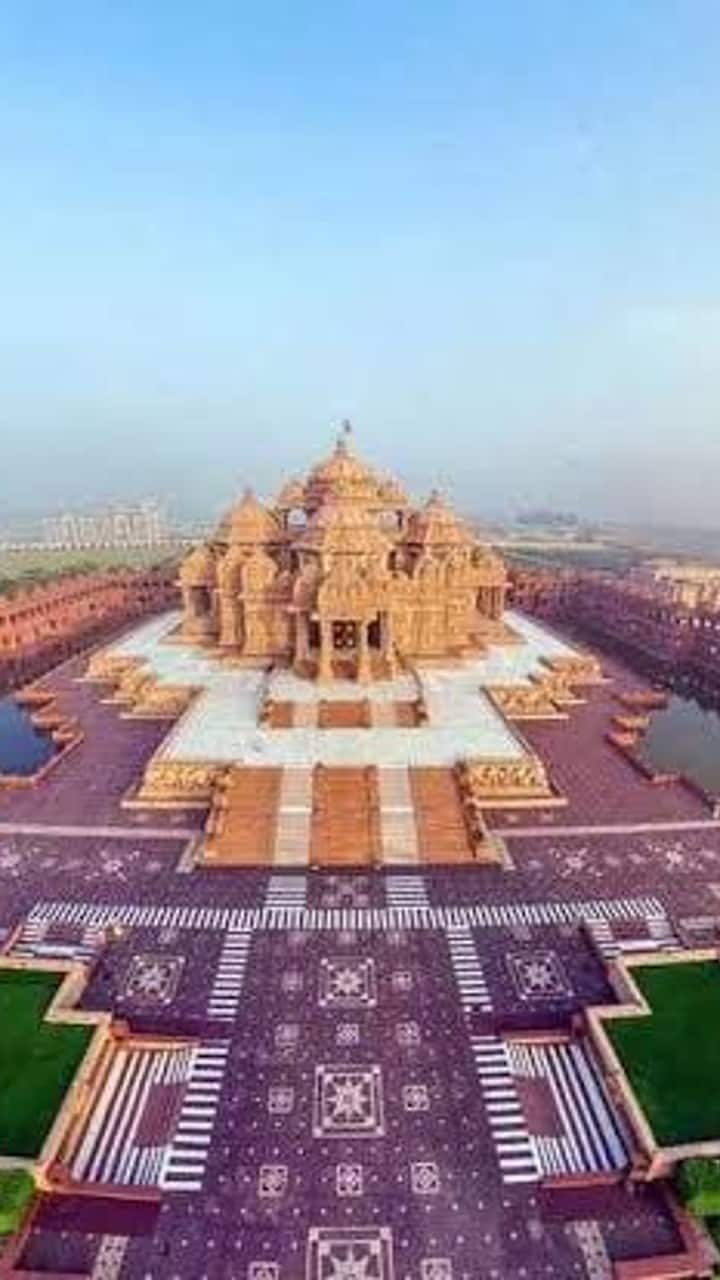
[637,693,720,796]
[0,695,57,776]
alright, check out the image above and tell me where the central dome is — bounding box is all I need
[304,425,391,510]
[296,498,394,557]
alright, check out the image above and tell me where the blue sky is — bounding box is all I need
[1,1,719,524]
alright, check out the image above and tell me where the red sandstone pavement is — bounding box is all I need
[1,634,719,1279]
[0,651,204,831]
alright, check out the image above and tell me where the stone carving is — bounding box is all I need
[137,761,219,802]
[178,429,507,680]
[460,754,553,802]
[486,682,562,719]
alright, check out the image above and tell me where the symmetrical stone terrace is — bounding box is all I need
[78,606,609,863]
[1,599,720,1277]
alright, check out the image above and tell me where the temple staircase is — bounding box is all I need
[310,766,380,865]
[506,1039,631,1178]
[410,767,475,863]
[61,1038,195,1188]
[204,767,281,865]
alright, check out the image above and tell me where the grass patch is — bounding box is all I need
[0,546,179,596]
[606,962,720,1146]
[0,1169,34,1235]
[0,970,92,1159]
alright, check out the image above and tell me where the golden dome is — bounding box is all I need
[377,474,408,507]
[226,488,279,545]
[304,427,383,508]
[179,543,216,585]
[274,476,306,509]
[296,499,393,558]
[407,491,473,547]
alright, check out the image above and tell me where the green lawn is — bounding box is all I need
[606,962,720,1147]
[0,971,92,1159]
[0,1169,34,1235]
[0,546,179,596]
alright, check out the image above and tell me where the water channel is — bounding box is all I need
[637,692,720,796]
[0,694,57,776]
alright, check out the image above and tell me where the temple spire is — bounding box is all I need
[336,418,353,453]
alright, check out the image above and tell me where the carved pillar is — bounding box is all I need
[318,617,333,681]
[218,593,237,648]
[294,612,309,670]
[356,620,371,683]
[382,611,398,676]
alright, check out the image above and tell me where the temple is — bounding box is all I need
[78,430,608,860]
[179,425,507,681]
[5,444,720,1280]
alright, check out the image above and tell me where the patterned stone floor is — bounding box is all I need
[2,632,720,1277]
[6,907,694,1279]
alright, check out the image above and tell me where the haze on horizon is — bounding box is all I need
[1,2,719,528]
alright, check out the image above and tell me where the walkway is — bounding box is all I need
[471,1035,540,1185]
[494,818,720,839]
[28,893,665,934]
[0,822,196,840]
[506,1040,630,1177]
[159,1041,231,1192]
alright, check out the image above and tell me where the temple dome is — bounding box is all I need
[179,543,216,585]
[304,429,383,508]
[377,474,408,507]
[407,491,473,547]
[226,488,279,545]
[296,499,393,558]
[274,476,306,510]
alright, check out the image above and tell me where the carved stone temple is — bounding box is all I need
[84,428,602,864]
[179,426,508,681]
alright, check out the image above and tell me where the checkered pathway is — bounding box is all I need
[28,893,666,934]
[384,874,430,911]
[160,1040,231,1192]
[446,926,492,1012]
[506,1040,630,1176]
[471,1035,539,1184]
[207,929,252,1021]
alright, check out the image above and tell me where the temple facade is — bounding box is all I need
[179,427,507,680]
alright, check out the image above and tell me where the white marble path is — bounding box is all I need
[101,609,580,768]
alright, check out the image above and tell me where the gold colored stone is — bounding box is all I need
[177,430,508,680]
[137,761,219,803]
[460,754,554,802]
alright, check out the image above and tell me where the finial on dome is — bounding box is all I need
[335,418,353,454]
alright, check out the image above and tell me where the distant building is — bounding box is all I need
[628,560,720,611]
[42,501,169,550]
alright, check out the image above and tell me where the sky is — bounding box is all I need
[1,1,719,526]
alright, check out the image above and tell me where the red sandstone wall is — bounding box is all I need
[507,565,720,694]
[0,567,179,693]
